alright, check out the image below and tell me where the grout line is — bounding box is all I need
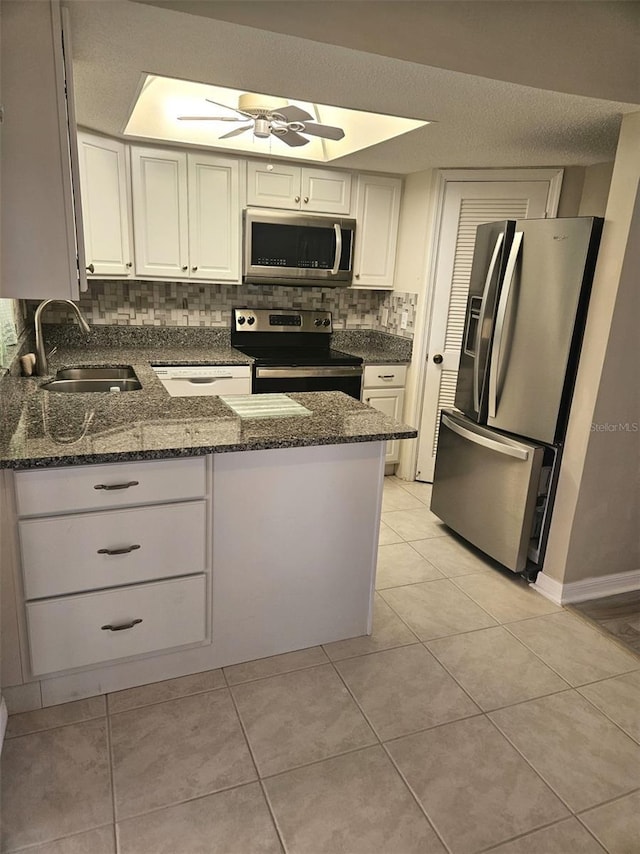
[105,707,119,854]
[476,816,591,853]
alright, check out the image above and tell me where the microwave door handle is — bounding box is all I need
[331,223,342,275]
[474,231,504,414]
[489,230,522,419]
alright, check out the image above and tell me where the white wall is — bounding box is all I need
[544,111,640,585]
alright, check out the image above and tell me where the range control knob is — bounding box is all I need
[314,318,323,326]
[323,318,331,326]
[237,316,245,325]
[247,316,256,326]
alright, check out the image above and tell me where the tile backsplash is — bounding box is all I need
[28,281,417,339]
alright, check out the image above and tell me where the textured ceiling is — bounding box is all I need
[67,0,636,174]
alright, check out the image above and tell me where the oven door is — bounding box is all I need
[254,366,363,400]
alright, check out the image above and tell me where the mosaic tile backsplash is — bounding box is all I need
[28,281,417,339]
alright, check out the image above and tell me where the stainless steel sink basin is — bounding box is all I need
[41,366,142,393]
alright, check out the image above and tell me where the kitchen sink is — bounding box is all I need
[40,366,142,393]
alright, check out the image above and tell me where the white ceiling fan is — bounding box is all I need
[178,94,345,148]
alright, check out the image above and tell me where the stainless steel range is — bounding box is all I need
[231,308,363,399]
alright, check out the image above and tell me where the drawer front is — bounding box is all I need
[20,501,207,599]
[159,376,252,397]
[15,457,206,517]
[26,575,206,676]
[363,365,407,388]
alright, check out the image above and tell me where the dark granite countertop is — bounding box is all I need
[332,330,412,364]
[0,334,417,469]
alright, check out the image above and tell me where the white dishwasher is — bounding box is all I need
[152,365,252,397]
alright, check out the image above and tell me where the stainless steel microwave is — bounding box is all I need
[243,208,356,287]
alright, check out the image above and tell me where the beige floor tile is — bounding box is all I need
[0,719,113,852]
[507,611,640,686]
[13,826,116,854]
[110,689,256,820]
[224,646,329,685]
[117,782,282,854]
[231,664,376,777]
[427,626,569,710]
[578,670,640,742]
[410,535,496,577]
[490,690,640,812]
[107,668,226,714]
[580,789,640,854]
[381,579,497,640]
[486,818,606,853]
[452,572,561,623]
[395,479,433,504]
[381,508,447,541]
[322,594,418,661]
[387,715,568,854]
[376,542,443,589]
[377,520,404,545]
[336,644,479,740]
[6,695,106,738]
[382,483,424,512]
[264,746,446,854]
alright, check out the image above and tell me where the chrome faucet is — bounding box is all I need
[34,299,91,376]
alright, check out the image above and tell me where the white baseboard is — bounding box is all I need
[0,697,8,755]
[534,568,640,605]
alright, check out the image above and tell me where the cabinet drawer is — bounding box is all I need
[26,575,206,676]
[20,501,207,599]
[363,365,407,388]
[15,457,206,517]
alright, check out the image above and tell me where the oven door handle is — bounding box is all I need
[255,366,363,379]
[331,224,342,275]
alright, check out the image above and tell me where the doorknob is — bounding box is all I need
[433,354,443,364]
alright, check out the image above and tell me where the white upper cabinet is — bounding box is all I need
[187,154,241,281]
[0,0,87,299]
[353,175,402,289]
[131,147,241,282]
[77,133,133,277]
[247,162,352,214]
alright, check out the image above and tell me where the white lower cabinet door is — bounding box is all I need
[26,575,206,676]
[19,501,207,599]
[363,387,405,463]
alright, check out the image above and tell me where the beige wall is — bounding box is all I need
[544,111,640,584]
[579,162,615,217]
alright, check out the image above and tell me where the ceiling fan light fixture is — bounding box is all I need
[253,117,271,138]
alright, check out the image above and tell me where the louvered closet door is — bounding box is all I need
[416,181,551,482]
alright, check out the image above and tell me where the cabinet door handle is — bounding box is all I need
[303,196,309,203]
[93,480,139,491]
[181,265,188,271]
[191,265,198,271]
[126,262,133,268]
[294,195,301,203]
[97,544,141,556]
[101,619,143,632]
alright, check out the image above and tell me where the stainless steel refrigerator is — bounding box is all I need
[431,217,603,578]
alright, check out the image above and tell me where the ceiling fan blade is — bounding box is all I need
[177,116,246,122]
[275,129,309,147]
[205,98,252,119]
[219,125,253,139]
[300,122,345,141]
[277,105,314,123]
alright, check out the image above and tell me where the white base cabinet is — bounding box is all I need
[363,365,407,464]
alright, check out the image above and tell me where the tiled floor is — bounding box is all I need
[3,476,640,854]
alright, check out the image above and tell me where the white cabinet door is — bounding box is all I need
[247,162,352,213]
[363,387,405,463]
[188,154,241,281]
[247,162,301,210]
[77,133,133,277]
[1,0,86,299]
[302,168,352,214]
[131,146,189,278]
[353,175,402,289]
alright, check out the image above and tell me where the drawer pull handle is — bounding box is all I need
[101,619,143,632]
[94,481,139,491]
[97,544,141,556]
[379,374,395,380]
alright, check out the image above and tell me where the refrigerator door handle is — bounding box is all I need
[473,231,504,413]
[489,231,523,418]
[442,413,530,461]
